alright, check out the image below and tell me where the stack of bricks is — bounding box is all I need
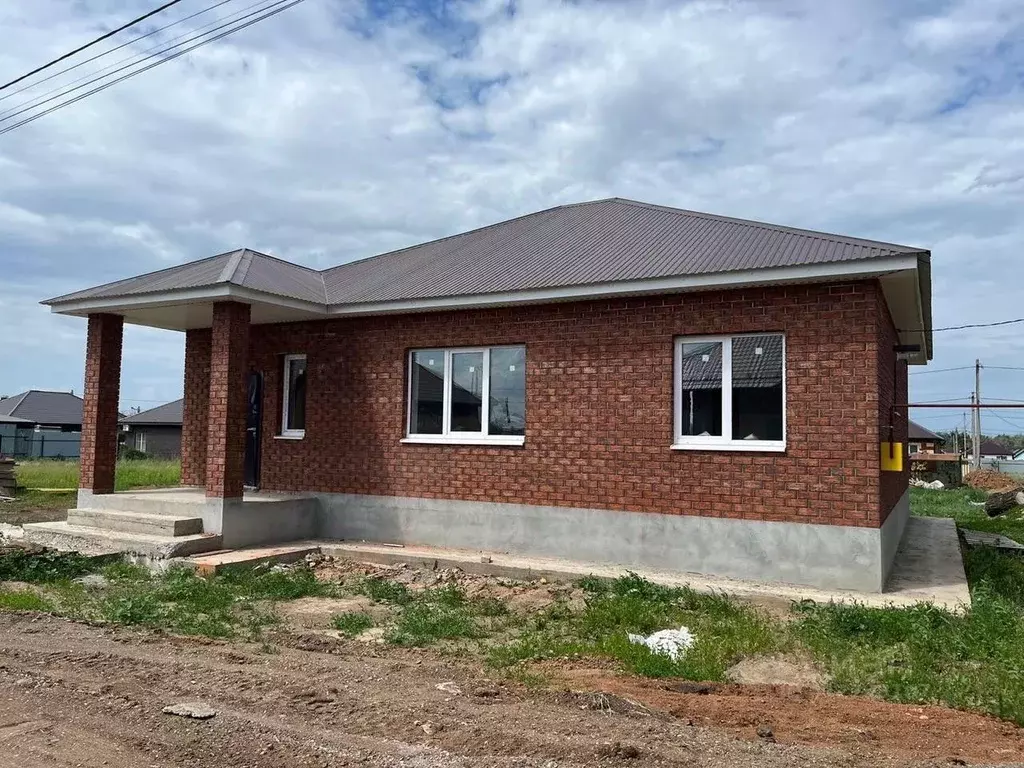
[0,459,15,498]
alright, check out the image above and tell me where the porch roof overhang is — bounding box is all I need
[44,252,932,363]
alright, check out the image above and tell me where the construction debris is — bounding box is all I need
[161,702,217,720]
[910,478,945,490]
[626,626,695,661]
[0,459,16,498]
[965,470,1020,492]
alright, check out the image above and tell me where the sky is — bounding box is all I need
[1,0,1023,431]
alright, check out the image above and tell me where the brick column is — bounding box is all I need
[181,329,211,487]
[205,302,250,499]
[80,314,123,494]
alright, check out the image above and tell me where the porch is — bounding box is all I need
[23,487,318,557]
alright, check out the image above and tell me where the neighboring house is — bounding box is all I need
[120,399,183,458]
[979,439,1014,461]
[908,421,944,455]
[41,198,933,592]
[0,390,83,458]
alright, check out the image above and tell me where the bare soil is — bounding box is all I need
[0,611,1022,767]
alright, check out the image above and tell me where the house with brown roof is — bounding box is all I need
[29,198,933,592]
[908,420,944,455]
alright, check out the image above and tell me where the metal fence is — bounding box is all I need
[0,433,81,460]
[980,459,1024,477]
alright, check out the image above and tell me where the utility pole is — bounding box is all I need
[974,358,983,470]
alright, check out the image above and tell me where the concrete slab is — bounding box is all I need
[22,521,223,559]
[187,544,320,575]
[306,513,971,612]
[880,516,970,610]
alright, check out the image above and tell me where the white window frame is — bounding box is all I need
[672,333,786,453]
[403,346,525,446]
[137,431,146,454]
[279,353,307,439]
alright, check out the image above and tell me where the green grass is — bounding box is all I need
[0,549,101,582]
[357,576,412,604]
[0,550,332,640]
[14,459,181,491]
[792,586,1024,724]
[911,486,1024,541]
[0,589,53,611]
[332,612,374,636]
[487,573,779,680]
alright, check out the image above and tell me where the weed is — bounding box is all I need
[358,576,411,605]
[575,575,608,594]
[388,600,479,646]
[488,573,778,681]
[220,564,336,601]
[0,549,99,583]
[793,582,1024,725]
[0,589,53,611]
[332,612,374,636]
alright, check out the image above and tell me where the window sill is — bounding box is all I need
[402,435,525,447]
[671,442,786,453]
[274,432,305,441]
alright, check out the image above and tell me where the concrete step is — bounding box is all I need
[66,508,203,537]
[22,522,223,559]
[77,492,207,517]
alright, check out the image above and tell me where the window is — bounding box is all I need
[281,354,307,438]
[136,431,147,454]
[673,334,785,451]
[406,346,526,445]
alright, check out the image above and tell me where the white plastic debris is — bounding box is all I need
[627,627,695,661]
[923,480,945,490]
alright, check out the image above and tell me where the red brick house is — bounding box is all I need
[38,199,933,591]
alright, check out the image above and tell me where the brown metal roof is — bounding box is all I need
[44,198,928,309]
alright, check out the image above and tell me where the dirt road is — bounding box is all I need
[0,612,1020,767]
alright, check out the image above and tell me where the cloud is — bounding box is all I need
[0,0,1023,430]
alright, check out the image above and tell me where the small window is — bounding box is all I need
[673,334,785,452]
[281,354,307,437]
[137,431,147,454]
[406,346,526,445]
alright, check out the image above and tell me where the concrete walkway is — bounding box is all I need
[294,515,970,612]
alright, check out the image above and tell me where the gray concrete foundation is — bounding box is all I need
[317,492,904,592]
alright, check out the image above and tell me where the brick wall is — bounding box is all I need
[181,329,211,486]
[183,280,902,528]
[877,294,910,522]
[80,313,123,493]
[204,302,250,498]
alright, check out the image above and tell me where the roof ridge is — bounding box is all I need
[242,248,324,275]
[122,397,183,421]
[608,198,927,253]
[0,391,31,416]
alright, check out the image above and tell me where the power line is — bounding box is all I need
[0,0,188,93]
[0,0,238,106]
[910,365,974,376]
[984,366,1024,372]
[899,318,1024,334]
[0,0,295,127]
[0,0,280,121]
[985,409,1024,431]
[0,0,305,137]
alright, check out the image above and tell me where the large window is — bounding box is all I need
[406,346,526,445]
[281,354,307,438]
[673,334,785,451]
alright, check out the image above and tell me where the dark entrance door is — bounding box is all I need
[244,371,263,489]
